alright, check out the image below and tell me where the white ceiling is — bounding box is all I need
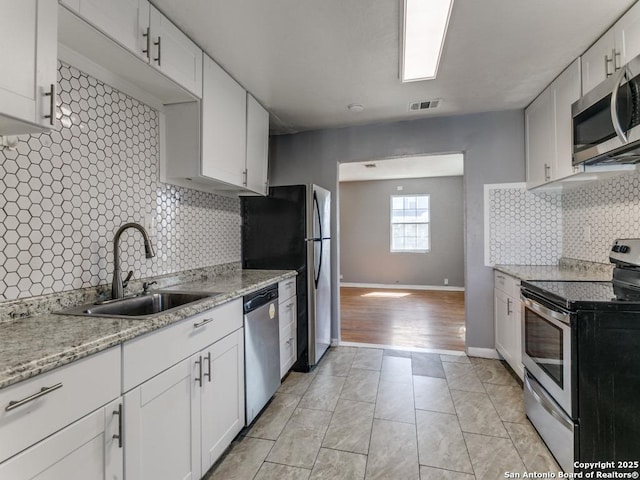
[339,154,464,182]
[152,0,636,134]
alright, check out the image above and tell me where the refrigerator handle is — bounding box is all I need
[313,191,323,288]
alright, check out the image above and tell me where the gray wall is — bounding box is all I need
[269,110,525,351]
[339,176,464,287]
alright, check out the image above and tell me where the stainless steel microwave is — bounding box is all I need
[572,53,640,166]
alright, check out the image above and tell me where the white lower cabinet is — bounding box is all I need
[494,271,523,379]
[0,397,123,480]
[124,322,245,480]
[278,278,297,378]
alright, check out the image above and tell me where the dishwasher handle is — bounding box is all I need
[243,284,278,314]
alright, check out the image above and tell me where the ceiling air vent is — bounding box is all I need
[409,99,441,111]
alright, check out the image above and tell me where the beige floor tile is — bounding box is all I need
[340,368,380,403]
[470,358,518,386]
[420,466,476,480]
[317,350,355,377]
[206,437,274,480]
[451,389,508,438]
[411,352,445,378]
[440,354,471,364]
[415,410,473,474]
[484,383,527,423]
[254,462,311,480]
[322,398,375,454]
[309,448,367,480]
[504,422,560,473]
[374,379,415,424]
[442,362,485,393]
[247,393,302,440]
[279,371,317,396]
[380,355,413,384]
[266,408,332,469]
[384,349,412,358]
[298,374,346,412]
[352,348,383,370]
[414,375,455,414]
[366,419,420,480]
[464,433,526,480]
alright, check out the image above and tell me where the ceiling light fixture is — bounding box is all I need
[348,103,364,112]
[401,0,454,82]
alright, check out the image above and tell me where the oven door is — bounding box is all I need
[521,292,573,416]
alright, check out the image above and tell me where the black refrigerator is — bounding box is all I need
[241,184,331,371]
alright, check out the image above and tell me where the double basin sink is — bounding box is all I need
[59,291,220,318]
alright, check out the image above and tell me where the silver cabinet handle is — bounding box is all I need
[44,83,55,126]
[243,169,248,187]
[142,27,150,60]
[544,163,551,181]
[286,337,294,345]
[5,383,63,412]
[285,302,294,311]
[112,403,123,448]
[613,48,621,72]
[194,317,214,328]
[204,352,211,383]
[195,356,202,385]
[605,53,613,77]
[154,36,161,66]
[507,298,512,315]
[611,65,630,144]
[286,281,294,287]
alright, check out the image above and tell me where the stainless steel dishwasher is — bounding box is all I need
[243,283,280,425]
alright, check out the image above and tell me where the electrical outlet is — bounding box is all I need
[444,278,449,285]
[144,213,156,235]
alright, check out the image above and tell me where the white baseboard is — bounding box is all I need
[466,347,501,359]
[340,282,464,292]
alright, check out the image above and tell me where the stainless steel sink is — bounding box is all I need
[58,291,217,318]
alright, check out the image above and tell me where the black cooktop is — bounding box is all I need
[522,280,640,311]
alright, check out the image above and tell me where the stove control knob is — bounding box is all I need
[612,245,621,252]
[620,245,630,253]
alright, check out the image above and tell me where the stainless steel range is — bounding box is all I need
[521,239,640,476]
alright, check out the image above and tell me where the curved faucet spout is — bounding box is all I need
[111,222,156,299]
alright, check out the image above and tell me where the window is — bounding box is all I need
[391,194,430,252]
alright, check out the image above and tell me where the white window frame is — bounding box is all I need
[390,194,430,253]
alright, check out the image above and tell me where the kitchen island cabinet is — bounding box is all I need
[0,0,57,135]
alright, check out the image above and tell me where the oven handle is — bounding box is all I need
[525,373,573,431]
[520,294,571,326]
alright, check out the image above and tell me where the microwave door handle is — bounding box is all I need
[611,65,630,144]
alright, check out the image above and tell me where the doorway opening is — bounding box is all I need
[337,153,465,352]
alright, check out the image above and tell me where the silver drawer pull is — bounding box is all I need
[6,383,63,412]
[193,317,214,328]
[286,281,294,287]
[285,303,294,311]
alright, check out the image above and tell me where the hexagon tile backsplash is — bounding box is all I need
[0,62,240,301]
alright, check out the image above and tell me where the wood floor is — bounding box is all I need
[340,287,466,351]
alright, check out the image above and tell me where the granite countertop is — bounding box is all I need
[0,269,296,390]
[494,262,613,282]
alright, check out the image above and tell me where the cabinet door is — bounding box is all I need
[525,88,555,188]
[201,54,247,187]
[149,5,203,97]
[200,329,245,473]
[0,399,123,480]
[581,30,615,95]
[245,94,270,195]
[615,1,640,67]
[125,355,200,480]
[0,0,57,134]
[552,59,581,180]
[62,0,149,60]
[510,298,523,380]
[494,289,512,364]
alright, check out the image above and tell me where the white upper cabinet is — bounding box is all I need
[60,0,149,61]
[582,2,640,94]
[552,59,582,181]
[149,5,202,97]
[245,94,270,195]
[201,54,247,187]
[60,0,202,97]
[525,88,555,189]
[0,0,57,135]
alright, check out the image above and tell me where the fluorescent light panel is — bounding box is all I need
[402,0,454,82]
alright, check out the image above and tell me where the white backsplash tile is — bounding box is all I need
[0,62,240,301]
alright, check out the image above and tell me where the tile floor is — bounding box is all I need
[204,347,559,480]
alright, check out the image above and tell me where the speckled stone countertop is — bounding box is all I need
[494,257,613,282]
[0,269,296,390]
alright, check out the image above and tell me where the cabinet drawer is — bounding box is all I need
[123,298,242,391]
[278,278,296,303]
[280,322,296,378]
[0,346,120,463]
[494,271,520,297]
[279,296,296,334]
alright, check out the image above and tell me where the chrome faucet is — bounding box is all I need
[111,222,155,299]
